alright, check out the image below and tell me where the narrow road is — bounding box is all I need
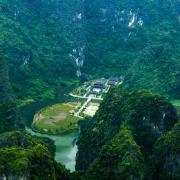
[69,93,103,101]
[74,97,92,117]
[69,93,88,99]
[70,80,123,118]
[83,86,91,97]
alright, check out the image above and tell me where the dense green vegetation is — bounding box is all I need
[83,126,144,180]
[0,131,56,157]
[0,83,179,179]
[0,61,71,178]
[0,0,179,103]
[76,87,178,170]
[0,131,71,179]
[0,0,179,179]
[0,146,70,179]
[148,121,180,180]
[0,0,82,103]
[76,87,179,179]
[120,90,178,155]
[0,57,23,133]
[83,0,180,98]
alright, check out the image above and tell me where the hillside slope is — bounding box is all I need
[0,0,84,102]
[76,87,179,179]
[0,0,179,100]
[76,87,178,171]
[83,0,180,98]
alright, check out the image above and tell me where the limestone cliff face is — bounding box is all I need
[0,131,70,179]
[1,0,179,99]
[0,0,84,100]
[148,121,180,180]
[76,88,178,171]
[82,0,180,98]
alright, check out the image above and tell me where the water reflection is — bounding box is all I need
[26,128,78,172]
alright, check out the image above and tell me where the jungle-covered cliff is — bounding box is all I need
[0,0,179,179]
[0,0,83,102]
[0,0,180,102]
[76,87,179,179]
[82,0,180,98]
[0,131,71,179]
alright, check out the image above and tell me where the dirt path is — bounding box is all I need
[75,97,92,117]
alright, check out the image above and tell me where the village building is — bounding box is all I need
[90,91,98,97]
[108,77,119,85]
[92,82,105,89]
[90,82,105,97]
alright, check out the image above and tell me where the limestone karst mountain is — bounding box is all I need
[0,0,179,101]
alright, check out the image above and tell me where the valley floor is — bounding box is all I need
[32,78,122,135]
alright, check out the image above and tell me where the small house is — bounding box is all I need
[91,91,98,97]
[108,77,119,85]
[92,82,105,89]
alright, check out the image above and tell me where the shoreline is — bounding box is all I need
[26,127,79,172]
[30,126,79,136]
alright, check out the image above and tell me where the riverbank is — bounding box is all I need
[17,84,81,172]
[26,127,78,172]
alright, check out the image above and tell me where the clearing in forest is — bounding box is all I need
[32,102,80,135]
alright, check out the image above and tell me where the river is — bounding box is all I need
[17,80,117,172]
[19,91,79,172]
[26,127,78,172]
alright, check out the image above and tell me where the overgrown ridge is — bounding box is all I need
[0,0,179,102]
[81,0,180,98]
[76,88,179,178]
[0,86,179,179]
[0,0,83,102]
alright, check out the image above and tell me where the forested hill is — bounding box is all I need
[0,0,180,102]
[82,0,180,98]
[0,0,83,102]
[0,57,23,132]
[76,87,179,179]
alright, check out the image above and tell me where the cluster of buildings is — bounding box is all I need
[90,77,119,97]
[107,77,119,85]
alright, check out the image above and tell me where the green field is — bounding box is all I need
[32,103,80,135]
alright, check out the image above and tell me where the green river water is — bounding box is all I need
[19,87,81,172]
[26,128,78,172]
[19,90,80,172]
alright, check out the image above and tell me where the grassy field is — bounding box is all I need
[32,102,80,135]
